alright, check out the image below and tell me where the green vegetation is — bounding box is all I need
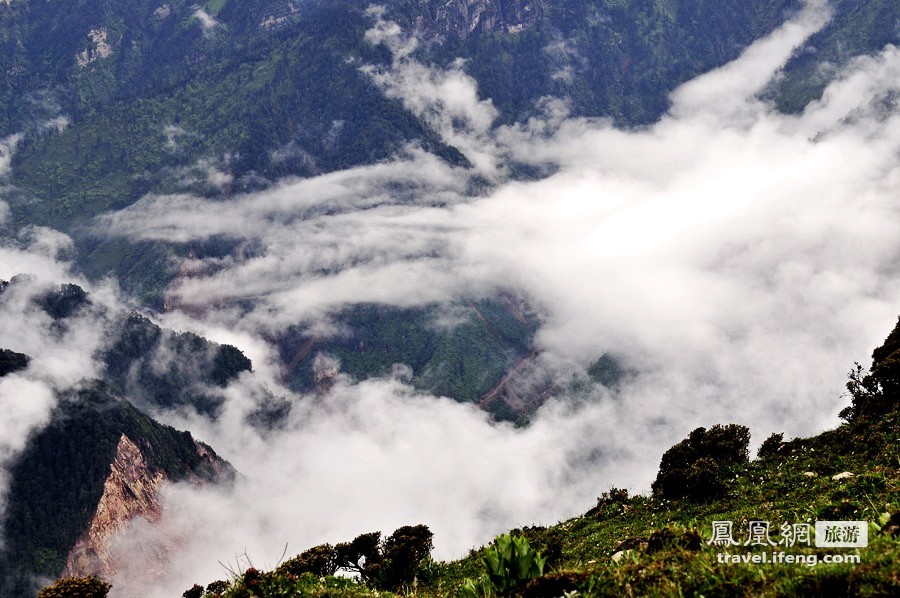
[1,0,848,308]
[282,299,538,408]
[276,544,339,578]
[204,0,228,17]
[37,576,110,598]
[101,312,252,414]
[184,525,435,597]
[34,283,90,320]
[651,423,751,501]
[776,0,900,113]
[459,534,546,597]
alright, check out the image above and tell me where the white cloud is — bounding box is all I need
[0,134,22,178]
[193,9,221,35]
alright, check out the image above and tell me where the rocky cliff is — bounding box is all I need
[62,434,166,579]
[425,0,544,39]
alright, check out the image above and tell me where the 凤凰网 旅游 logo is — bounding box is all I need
[707,519,867,548]
[706,519,866,567]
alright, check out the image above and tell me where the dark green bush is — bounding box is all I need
[335,532,383,584]
[757,432,785,459]
[651,424,750,500]
[182,584,204,598]
[38,576,111,598]
[276,543,338,578]
[205,580,229,596]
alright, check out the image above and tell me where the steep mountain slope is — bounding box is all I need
[4,2,897,420]
[2,0,812,303]
[0,276,253,413]
[0,277,247,595]
[279,298,540,418]
[0,381,235,596]
[6,0,869,411]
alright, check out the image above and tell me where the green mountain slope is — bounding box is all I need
[2,0,815,298]
[280,298,539,416]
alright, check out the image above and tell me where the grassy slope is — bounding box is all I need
[176,384,898,597]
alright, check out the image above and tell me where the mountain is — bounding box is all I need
[0,381,235,596]
[3,1,898,410]
[278,297,541,419]
[0,278,246,595]
[4,1,900,594]
[0,0,814,287]
[0,0,845,410]
[3,1,898,407]
[0,348,30,377]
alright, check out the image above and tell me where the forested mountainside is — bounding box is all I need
[0,381,235,597]
[3,0,798,305]
[5,0,898,411]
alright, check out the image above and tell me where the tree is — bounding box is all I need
[841,317,900,422]
[381,524,434,590]
[335,531,383,584]
[276,543,338,577]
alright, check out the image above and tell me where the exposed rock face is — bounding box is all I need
[75,28,113,68]
[62,435,166,579]
[427,0,544,39]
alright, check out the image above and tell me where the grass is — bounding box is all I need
[175,404,898,597]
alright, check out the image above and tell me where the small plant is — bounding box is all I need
[459,533,546,597]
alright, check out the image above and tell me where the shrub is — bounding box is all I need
[276,543,338,578]
[38,577,111,598]
[335,531,383,584]
[182,584,204,598]
[757,432,785,459]
[651,424,750,500]
[646,527,701,553]
[205,580,229,596]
